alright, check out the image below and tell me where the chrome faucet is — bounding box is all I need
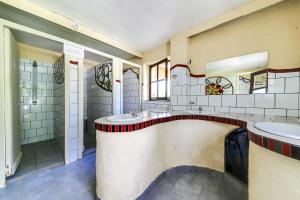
[130,112,137,118]
[199,106,203,112]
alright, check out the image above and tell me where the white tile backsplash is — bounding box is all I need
[237,95,254,108]
[221,95,236,107]
[275,94,299,109]
[169,67,300,118]
[285,77,300,93]
[254,94,274,108]
[209,95,221,106]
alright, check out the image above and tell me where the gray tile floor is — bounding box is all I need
[0,152,96,200]
[1,148,247,200]
[11,139,64,178]
[140,167,248,200]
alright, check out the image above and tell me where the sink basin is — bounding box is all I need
[106,113,142,122]
[184,110,218,115]
[255,122,300,139]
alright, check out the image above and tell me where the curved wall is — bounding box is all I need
[96,120,237,200]
[249,142,300,200]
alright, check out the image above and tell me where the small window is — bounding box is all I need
[149,58,170,100]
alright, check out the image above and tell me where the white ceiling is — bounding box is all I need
[28,0,249,52]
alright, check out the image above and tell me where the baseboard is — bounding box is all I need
[11,152,22,176]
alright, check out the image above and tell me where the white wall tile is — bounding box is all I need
[197,96,208,106]
[215,106,229,113]
[285,77,300,93]
[230,107,246,114]
[276,94,298,109]
[237,95,254,107]
[287,110,299,118]
[190,85,201,96]
[268,78,284,93]
[221,95,236,107]
[209,95,221,106]
[254,94,274,108]
[246,108,264,115]
[265,109,286,116]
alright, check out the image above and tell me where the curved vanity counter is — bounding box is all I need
[95,111,300,200]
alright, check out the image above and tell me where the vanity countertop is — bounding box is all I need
[95,111,300,147]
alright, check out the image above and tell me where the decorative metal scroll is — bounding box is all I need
[205,76,234,95]
[123,68,139,79]
[53,54,65,84]
[239,76,251,84]
[95,60,112,92]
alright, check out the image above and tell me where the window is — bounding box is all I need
[149,58,170,100]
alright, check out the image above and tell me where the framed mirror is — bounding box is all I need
[205,51,268,95]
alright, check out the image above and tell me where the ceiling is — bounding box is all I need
[28,0,249,52]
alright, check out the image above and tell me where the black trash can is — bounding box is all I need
[225,128,249,184]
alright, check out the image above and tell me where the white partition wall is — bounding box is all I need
[64,54,84,164]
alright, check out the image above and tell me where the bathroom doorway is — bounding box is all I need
[83,51,113,156]
[122,63,141,114]
[3,28,65,179]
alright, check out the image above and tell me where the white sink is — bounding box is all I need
[184,110,218,115]
[255,122,300,139]
[106,113,142,122]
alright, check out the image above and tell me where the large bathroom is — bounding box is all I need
[0,0,299,200]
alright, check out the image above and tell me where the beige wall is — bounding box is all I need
[189,0,300,74]
[4,28,21,175]
[19,43,61,63]
[143,42,170,65]
[249,142,300,200]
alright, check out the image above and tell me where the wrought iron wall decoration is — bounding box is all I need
[95,60,112,92]
[53,54,65,84]
[205,76,234,95]
[239,76,251,84]
[123,68,139,79]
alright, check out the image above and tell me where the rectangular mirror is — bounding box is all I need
[205,51,268,95]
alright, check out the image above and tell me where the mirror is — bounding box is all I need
[205,51,268,95]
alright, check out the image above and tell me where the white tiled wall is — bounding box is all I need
[68,62,80,162]
[170,68,300,118]
[123,69,140,113]
[53,57,65,150]
[19,58,55,144]
[86,67,113,135]
[142,100,170,110]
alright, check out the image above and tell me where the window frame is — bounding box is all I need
[149,58,170,101]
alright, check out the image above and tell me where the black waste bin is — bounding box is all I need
[225,128,249,184]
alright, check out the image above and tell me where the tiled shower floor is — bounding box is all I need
[10,139,64,178]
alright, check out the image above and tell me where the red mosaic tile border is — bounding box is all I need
[95,114,300,161]
[248,130,300,161]
[95,115,247,133]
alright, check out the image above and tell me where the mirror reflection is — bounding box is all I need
[205,51,268,95]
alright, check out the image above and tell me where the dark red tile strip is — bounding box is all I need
[95,115,245,133]
[248,130,300,161]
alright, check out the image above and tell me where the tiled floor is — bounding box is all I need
[11,139,64,178]
[139,167,248,200]
[0,153,96,200]
[1,150,247,200]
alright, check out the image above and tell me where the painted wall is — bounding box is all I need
[4,28,21,175]
[189,0,300,74]
[249,142,300,200]
[123,69,140,113]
